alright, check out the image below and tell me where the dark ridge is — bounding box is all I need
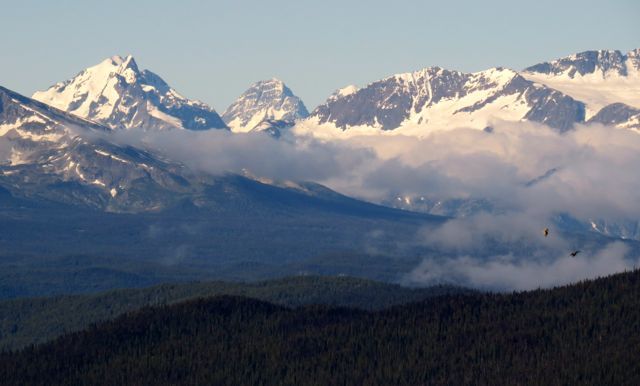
[1,269,638,385]
[0,275,470,351]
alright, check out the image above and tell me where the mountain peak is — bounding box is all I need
[261,77,284,85]
[92,54,140,80]
[32,55,227,131]
[521,48,640,116]
[522,49,635,78]
[249,78,289,96]
[109,54,134,64]
[327,85,359,102]
[222,79,309,133]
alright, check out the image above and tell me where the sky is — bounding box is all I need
[1,0,638,112]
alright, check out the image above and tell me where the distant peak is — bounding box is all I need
[330,85,358,100]
[254,78,286,88]
[31,54,227,131]
[222,77,308,131]
[106,54,129,64]
[522,48,635,78]
[476,67,519,78]
[121,54,136,65]
[388,66,461,83]
[100,54,138,73]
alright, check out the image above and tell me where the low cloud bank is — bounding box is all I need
[404,241,638,291]
[89,121,640,289]
[103,122,640,224]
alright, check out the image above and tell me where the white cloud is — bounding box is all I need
[403,241,638,291]
[85,121,640,289]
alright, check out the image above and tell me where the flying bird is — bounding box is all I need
[543,228,549,237]
[570,250,580,257]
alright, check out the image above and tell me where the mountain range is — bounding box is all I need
[2,42,638,385]
[297,48,640,137]
[0,48,639,297]
[4,48,639,218]
[29,49,640,139]
[1,81,447,298]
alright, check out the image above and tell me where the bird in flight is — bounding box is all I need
[543,228,549,237]
[570,250,580,257]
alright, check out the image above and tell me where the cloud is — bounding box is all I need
[403,241,638,291]
[348,123,640,221]
[81,121,640,289]
[417,211,569,255]
[92,122,640,227]
[100,128,377,183]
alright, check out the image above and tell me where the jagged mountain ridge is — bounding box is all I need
[222,78,308,133]
[524,49,640,78]
[2,84,445,217]
[29,49,640,138]
[294,48,639,138]
[522,49,640,119]
[297,66,586,137]
[0,85,449,283]
[32,55,227,131]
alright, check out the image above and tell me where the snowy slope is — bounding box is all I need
[3,85,394,213]
[223,78,308,133]
[522,49,640,119]
[296,67,584,139]
[32,55,227,131]
[1,85,205,211]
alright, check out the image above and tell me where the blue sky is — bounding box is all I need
[1,0,638,111]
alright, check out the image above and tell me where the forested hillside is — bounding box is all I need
[2,270,639,385]
[0,276,467,351]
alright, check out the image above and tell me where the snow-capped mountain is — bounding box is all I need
[522,49,640,119]
[222,78,308,133]
[297,67,585,138]
[1,84,201,211]
[32,55,227,131]
[2,84,416,215]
